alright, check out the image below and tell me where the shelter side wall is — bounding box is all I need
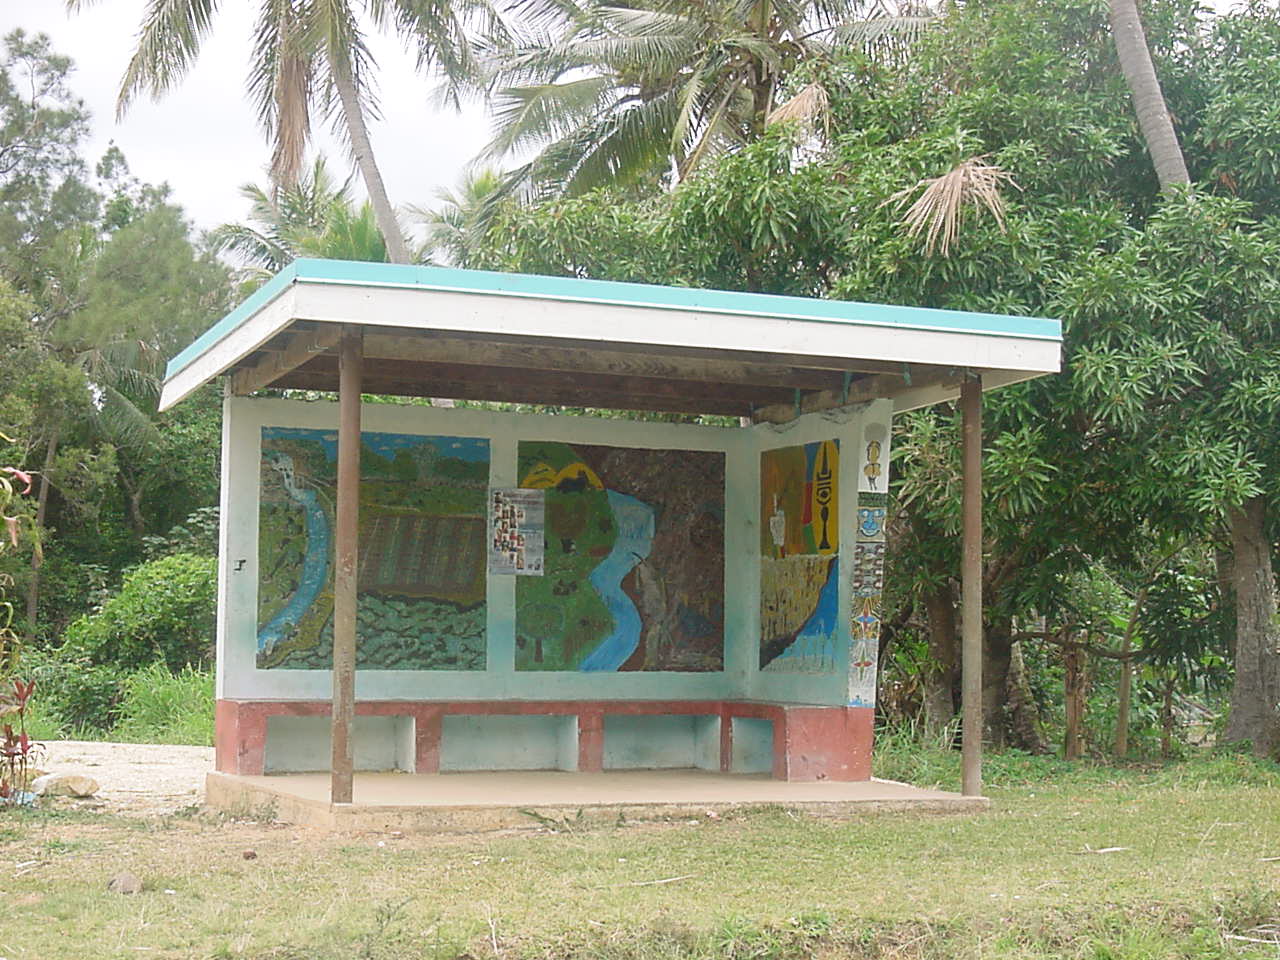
[747,405,875,707]
[218,397,754,703]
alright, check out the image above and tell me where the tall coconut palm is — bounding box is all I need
[67,0,500,264]
[1107,0,1190,192]
[477,0,932,198]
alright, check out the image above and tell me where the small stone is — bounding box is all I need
[242,849,257,860]
[107,872,142,894]
[31,773,99,798]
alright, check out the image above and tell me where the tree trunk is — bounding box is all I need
[1107,0,1191,191]
[982,614,1013,746]
[1063,638,1088,761]
[922,579,959,729]
[1215,542,1236,662]
[1160,674,1176,758]
[1006,640,1050,754]
[1223,497,1280,758]
[331,64,411,265]
[118,468,146,534]
[1115,640,1132,758]
[23,431,58,645]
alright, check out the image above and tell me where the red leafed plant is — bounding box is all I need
[0,678,42,803]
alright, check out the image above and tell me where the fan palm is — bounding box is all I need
[67,0,501,264]
[478,0,933,197]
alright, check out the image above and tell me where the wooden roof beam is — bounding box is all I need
[362,333,854,391]
[273,371,754,418]
[296,354,805,409]
[359,325,911,377]
[753,369,961,424]
[229,325,342,395]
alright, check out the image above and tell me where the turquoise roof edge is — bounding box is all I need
[165,261,300,380]
[165,258,1062,382]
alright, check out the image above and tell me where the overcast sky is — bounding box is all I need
[5,1,493,235]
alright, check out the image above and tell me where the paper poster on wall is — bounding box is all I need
[488,488,545,575]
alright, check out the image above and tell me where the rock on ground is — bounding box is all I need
[31,772,100,797]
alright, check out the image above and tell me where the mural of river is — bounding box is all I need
[765,557,839,671]
[515,440,725,672]
[258,452,331,654]
[580,490,656,671]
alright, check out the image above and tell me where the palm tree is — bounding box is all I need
[68,0,500,264]
[211,156,380,280]
[414,167,504,267]
[1106,0,1190,192]
[477,0,932,197]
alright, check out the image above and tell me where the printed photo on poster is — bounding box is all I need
[489,488,545,575]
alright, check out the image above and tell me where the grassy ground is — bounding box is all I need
[2,750,1279,959]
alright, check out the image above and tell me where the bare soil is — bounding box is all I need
[36,740,212,816]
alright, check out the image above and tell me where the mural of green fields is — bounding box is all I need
[256,427,489,670]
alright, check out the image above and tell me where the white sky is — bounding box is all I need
[4,0,494,235]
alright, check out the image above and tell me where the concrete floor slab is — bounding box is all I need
[207,769,987,832]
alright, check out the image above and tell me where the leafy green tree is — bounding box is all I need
[0,34,232,644]
[469,0,1280,755]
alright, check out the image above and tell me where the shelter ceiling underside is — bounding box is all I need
[228,321,967,421]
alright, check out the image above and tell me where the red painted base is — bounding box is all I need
[214,699,873,781]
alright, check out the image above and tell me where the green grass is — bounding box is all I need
[2,749,1279,959]
[23,662,215,746]
[110,662,214,746]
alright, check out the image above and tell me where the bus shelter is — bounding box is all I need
[158,259,1060,815]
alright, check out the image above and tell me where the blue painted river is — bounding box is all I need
[258,458,332,654]
[580,490,656,671]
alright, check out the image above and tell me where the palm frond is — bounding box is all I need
[484,76,616,158]
[248,0,317,190]
[882,155,1020,257]
[208,223,291,273]
[89,381,162,451]
[116,0,218,116]
[766,81,830,137]
[834,12,934,60]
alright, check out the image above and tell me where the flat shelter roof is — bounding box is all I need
[159,259,1061,420]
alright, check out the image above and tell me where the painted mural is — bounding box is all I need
[514,441,725,672]
[256,427,489,670]
[759,440,840,672]
[848,416,891,706]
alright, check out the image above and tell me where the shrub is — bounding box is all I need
[59,552,216,671]
[112,663,213,746]
[21,648,127,731]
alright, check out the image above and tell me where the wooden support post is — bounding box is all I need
[331,326,362,804]
[960,374,984,797]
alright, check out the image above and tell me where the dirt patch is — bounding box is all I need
[35,740,212,817]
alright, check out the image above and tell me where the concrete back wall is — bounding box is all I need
[217,396,881,707]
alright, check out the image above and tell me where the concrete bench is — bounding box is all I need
[215,699,871,781]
